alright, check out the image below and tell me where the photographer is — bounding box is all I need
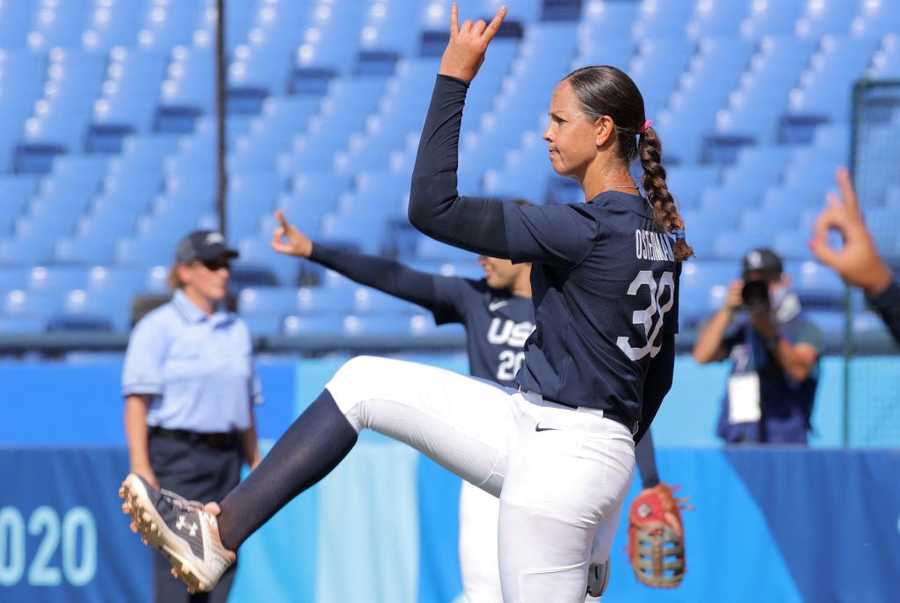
[693,249,822,444]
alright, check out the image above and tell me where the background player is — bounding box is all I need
[120,6,689,600]
[270,208,682,598]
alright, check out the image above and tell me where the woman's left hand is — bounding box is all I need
[438,3,507,83]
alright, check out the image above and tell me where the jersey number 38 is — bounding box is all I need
[616,270,675,361]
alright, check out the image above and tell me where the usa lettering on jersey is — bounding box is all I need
[634,229,674,262]
[487,317,535,382]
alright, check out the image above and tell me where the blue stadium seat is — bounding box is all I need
[740,0,807,38]
[408,314,465,338]
[28,266,88,292]
[60,287,131,331]
[2,289,60,318]
[482,131,552,200]
[87,266,146,293]
[716,36,817,142]
[0,176,39,236]
[578,0,640,60]
[27,0,93,49]
[281,313,344,337]
[0,316,45,333]
[283,76,390,172]
[237,237,300,287]
[55,236,118,264]
[93,48,169,134]
[238,286,302,316]
[787,260,845,308]
[358,0,424,56]
[319,212,387,254]
[0,0,40,49]
[21,48,107,153]
[856,1,900,38]
[352,287,419,315]
[687,0,753,38]
[665,166,720,210]
[82,0,147,49]
[416,237,478,263]
[160,45,214,113]
[787,36,882,122]
[240,313,283,336]
[341,313,412,336]
[400,258,483,281]
[0,234,57,264]
[630,38,696,119]
[0,267,30,292]
[292,0,365,75]
[795,0,862,38]
[632,0,695,38]
[0,0,889,328]
[137,0,206,49]
[0,49,47,169]
[230,96,321,171]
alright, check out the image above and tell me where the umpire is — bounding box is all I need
[693,248,823,444]
[122,230,262,602]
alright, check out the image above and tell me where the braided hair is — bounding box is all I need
[565,66,693,261]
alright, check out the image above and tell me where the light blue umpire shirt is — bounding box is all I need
[122,289,262,433]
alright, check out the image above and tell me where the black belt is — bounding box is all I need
[149,426,241,449]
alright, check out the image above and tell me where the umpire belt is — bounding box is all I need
[149,426,241,449]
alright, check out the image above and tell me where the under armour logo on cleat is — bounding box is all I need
[176,515,199,537]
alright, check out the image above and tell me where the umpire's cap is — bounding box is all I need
[741,247,783,281]
[175,230,239,264]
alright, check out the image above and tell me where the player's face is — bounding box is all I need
[544,80,602,179]
[179,256,231,303]
[480,256,523,289]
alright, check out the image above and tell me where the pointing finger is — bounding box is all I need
[449,2,459,37]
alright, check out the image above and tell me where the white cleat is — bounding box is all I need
[118,473,235,593]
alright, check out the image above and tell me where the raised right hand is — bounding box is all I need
[271,210,313,258]
[438,3,507,83]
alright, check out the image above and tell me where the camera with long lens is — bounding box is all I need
[741,279,770,313]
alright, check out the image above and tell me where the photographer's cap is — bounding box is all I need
[175,230,239,263]
[742,247,783,280]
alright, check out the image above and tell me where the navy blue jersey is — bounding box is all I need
[307,243,532,386]
[432,277,534,385]
[504,194,681,430]
[408,74,681,439]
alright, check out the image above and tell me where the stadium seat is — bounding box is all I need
[0,0,894,343]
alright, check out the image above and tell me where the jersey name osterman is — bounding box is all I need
[634,229,674,262]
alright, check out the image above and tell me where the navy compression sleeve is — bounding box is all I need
[867,279,900,346]
[408,75,510,258]
[309,242,442,311]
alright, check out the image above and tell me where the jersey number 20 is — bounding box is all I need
[616,270,675,361]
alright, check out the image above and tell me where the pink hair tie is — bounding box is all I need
[639,119,653,135]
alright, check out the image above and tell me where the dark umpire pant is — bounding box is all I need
[149,427,243,603]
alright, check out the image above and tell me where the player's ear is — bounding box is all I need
[594,115,615,148]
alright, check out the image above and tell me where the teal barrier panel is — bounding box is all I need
[4,446,897,602]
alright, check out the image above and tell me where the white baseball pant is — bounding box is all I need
[326,356,635,603]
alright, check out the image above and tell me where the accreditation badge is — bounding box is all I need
[727,372,761,424]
